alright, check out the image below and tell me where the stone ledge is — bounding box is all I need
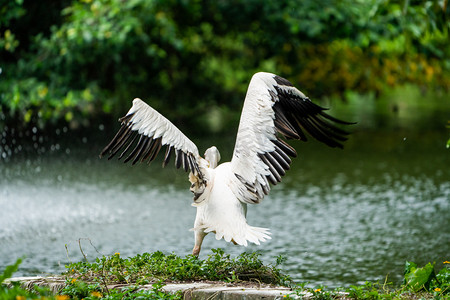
[5,276,312,299]
[6,276,67,294]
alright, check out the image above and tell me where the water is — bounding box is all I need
[0,128,449,288]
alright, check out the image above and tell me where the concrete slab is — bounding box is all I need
[4,276,314,299]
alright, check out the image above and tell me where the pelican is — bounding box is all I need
[100,72,353,256]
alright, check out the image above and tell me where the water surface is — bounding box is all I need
[0,128,449,288]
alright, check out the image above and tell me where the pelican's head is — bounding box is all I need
[204,146,221,169]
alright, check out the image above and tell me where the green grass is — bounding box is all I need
[64,248,290,286]
[1,250,449,299]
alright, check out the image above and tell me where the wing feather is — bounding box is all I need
[273,138,297,158]
[124,135,146,164]
[175,149,183,169]
[100,98,202,176]
[107,126,133,159]
[162,145,173,167]
[230,72,354,204]
[145,137,162,163]
[118,133,138,160]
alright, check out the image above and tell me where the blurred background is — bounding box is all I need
[1,0,449,136]
[0,0,449,288]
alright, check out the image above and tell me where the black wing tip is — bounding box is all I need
[273,75,294,87]
[100,123,164,166]
[99,109,201,174]
[273,94,356,149]
[320,111,357,126]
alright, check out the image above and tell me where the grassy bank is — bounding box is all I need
[1,250,449,299]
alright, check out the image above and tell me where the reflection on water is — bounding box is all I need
[0,130,449,288]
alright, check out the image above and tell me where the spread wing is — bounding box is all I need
[100,98,204,178]
[230,72,354,204]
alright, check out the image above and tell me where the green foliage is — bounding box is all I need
[0,0,25,27]
[403,261,450,296]
[2,256,449,299]
[60,279,182,300]
[0,0,24,52]
[0,257,181,300]
[403,261,436,292]
[435,263,450,294]
[0,258,56,300]
[0,258,22,286]
[285,260,450,299]
[63,253,450,299]
[65,249,290,286]
[0,77,101,129]
[59,279,102,299]
[61,249,288,299]
[0,0,449,132]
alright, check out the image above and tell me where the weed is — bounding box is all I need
[64,248,291,286]
[347,282,384,299]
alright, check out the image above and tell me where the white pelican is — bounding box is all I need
[100,72,353,256]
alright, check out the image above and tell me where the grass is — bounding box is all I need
[64,248,289,286]
[1,250,449,299]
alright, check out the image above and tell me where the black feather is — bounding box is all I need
[270,149,290,170]
[175,149,183,169]
[118,133,138,160]
[145,137,162,164]
[273,138,297,157]
[265,152,286,176]
[182,153,189,172]
[100,123,129,158]
[132,136,151,165]
[259,153,282,182]
[187,154,196,173]
[162,146,172,168]
[272,84,354,148]
[273,143,292,165]
[124,135,146,163]
[107,126,134,159]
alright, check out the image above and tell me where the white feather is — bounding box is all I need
[128,98,199,155]
[230,72,282,204]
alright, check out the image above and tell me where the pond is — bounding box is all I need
[1,95,449,288]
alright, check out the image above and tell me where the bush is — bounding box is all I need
[1,0,449,132]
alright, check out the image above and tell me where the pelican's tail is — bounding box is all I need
[231,225,272,247]
[194,224,271,247]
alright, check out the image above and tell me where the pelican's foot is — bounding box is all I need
[192,245,201,256]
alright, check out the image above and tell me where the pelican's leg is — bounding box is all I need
[192,230,207,256]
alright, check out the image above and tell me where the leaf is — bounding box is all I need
[0,257,22,284]
[436,265,450,284]
[404,261,417,276]
[404,262,436,292]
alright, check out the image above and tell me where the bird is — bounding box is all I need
[99,72,353,256]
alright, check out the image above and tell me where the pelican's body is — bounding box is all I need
[192,162,270,255]
[100,72,353,255]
